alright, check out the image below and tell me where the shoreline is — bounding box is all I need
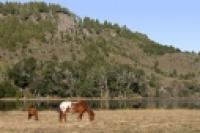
[0,97,142,101]
[1,97,200,101]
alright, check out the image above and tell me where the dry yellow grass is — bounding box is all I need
[0,109,200,133]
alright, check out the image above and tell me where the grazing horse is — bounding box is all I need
[59,101,72,122]
[27,106,38,121]
[59,100,95,122]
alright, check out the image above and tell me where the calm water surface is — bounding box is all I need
[1,98,200,111]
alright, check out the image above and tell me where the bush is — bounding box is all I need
[0,87,5,98]
[0,81,18,98]
[8,57,37,89]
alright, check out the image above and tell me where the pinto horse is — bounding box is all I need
[59,100,95,122]
[59,101,71,122]
[27,106,38,121]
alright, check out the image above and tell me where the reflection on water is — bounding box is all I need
[1,98,200,111]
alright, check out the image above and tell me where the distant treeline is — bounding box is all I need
[1,56,200,98]
[0,57,147,98]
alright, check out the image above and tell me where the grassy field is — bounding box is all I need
[0,109,200,133]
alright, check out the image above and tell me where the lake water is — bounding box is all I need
[1,98,200,111]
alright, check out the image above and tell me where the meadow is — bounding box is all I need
[0,109,200,133]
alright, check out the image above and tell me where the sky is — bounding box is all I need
[1,0,200,52]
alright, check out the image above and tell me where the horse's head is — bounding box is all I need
[89,109,95,121]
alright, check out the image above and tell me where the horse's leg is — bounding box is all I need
[64,113,67,122]
[35,112,39,121]
[77,111,84,120]
[28,114,32,120]
[59,111,62,122]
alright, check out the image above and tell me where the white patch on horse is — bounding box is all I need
[59,101,72,112]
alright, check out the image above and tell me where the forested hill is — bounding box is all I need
[0,2,200,98]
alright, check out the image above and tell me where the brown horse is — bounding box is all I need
[72,100,95,121]
[27,106,38,121]
[59,100,95,122]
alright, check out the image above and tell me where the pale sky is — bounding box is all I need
[2,0,200,52]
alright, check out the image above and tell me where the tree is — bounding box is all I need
[8,57,36,97]
[0,81,18,98]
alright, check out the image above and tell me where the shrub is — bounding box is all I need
[0,81,18,98]
[8,57,37,90]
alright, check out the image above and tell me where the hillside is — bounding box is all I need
[1,2,200,98]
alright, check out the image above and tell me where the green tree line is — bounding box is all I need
[0,57,147,98]
[1,57,199,98]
